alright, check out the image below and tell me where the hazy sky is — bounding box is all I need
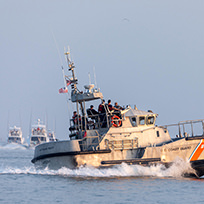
[0,0,204,141]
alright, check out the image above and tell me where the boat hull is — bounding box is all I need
[32,152,204,177]
[190,160,204,177]
[32,138,204,177]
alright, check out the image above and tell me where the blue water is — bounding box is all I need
[0,143,204,204]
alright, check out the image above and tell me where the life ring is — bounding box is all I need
[111,115,121,127]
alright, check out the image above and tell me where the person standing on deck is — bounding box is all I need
[114,102,124,111]
[107,99,119,112]
[98,100,106,127]
[98,99,106,113]
[87,105,99,122]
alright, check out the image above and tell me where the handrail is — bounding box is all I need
[70,111,123,132]
[179,119,204,124]
[79,134,102,151]
[159,119,204,138]
[70,114,204,149]
[105,138,138,150]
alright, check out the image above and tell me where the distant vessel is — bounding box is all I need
[29,119,49,147]
[47,130,57,142]
[8,126,24,144]
[32,49,204,178]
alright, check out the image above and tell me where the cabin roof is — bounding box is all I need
[9,126,21,130]
[123,107,156,117]
[32,124,46,128]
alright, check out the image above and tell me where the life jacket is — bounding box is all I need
[98,104,105,113]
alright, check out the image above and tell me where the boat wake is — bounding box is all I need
[0,143,28,150]
[0,158,197,179]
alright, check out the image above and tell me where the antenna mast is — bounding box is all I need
[88,72,91,84]
[64,47,78,93]
[93,66,98,88]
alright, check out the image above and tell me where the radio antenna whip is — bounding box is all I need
[93,66,98,88]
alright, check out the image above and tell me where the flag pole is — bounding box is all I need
[61,66,67,88]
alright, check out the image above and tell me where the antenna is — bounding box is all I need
[45,111,48,132]
[19,110,22,128]
[63,46,75,121]
[68,46,71,62]
[64,46,77,92]
[64,47,68,63]
[54,117,56,133]
[7,110,10,135]
[51,32,73,124]
[93,66,98,88]
[64,46,71,64]
[88,72,91,84]
[28,109,32,144]
[61,66,67,89]
[51,28,63,66]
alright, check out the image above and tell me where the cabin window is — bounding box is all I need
[8,138,20,141]
[147,116,155,125]
[31,137,39,141]
[130,117,137,127]
[40,137,46,141]
[139,116,145,125]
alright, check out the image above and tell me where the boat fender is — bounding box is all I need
[111,115,121,127]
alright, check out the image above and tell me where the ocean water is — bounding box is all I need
[0,143,204,204]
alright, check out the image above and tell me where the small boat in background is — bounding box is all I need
[8,126,24,144]
[29,119,49,147]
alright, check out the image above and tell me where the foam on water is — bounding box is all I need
[0,157,196,178]
[0,143,28,150]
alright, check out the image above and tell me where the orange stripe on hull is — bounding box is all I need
[190,139,204,161]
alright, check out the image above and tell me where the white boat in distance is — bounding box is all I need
[30,119,49,147]
[32,49,204,178]
[8,126,24,144]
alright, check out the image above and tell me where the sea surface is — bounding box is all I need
[0,143,204,204]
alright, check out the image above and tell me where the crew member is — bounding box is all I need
[114,102,124,110]
[72,111,81,124]
[98,99,107,128]
[107,99,119,112]
[69,111,81,132]
[98,99,106,113]
[87,105,99,121]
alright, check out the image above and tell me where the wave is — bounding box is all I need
[0,143,28,150]
[0,158,196,178]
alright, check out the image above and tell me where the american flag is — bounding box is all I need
[59,87,68,93]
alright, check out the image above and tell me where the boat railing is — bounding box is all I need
[104,138,138,150]
[69,112,123,134]
[159,119,204,139]
[79,132,102,151]
[79,133,139,152]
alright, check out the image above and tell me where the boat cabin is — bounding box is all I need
[124,108,157,127]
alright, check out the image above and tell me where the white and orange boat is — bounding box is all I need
[32,50,204,178]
